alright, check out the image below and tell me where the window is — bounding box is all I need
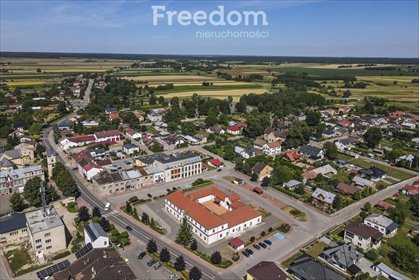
[35,239,41,244]
[46,246,52,250]
[45,233,51,237]
[45,239,51,243]
[36,245,42,249]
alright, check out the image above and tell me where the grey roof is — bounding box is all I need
[375,263,411,280]
[123,143,139,149]
[138,152,200,166]
[290,255,345,280]
[26,206,64,234]
[365,214,399,232]
[0,158,17,168]
[0,165,44,180]
[312,188,336,204]
[0,213,27,234]
[299,145,322,157]
[3,149,22,159]
[284,179,301,188]
[252,162,267,175]
[58,119,74,128]
[320,243,363,269]
[85,223,107,241]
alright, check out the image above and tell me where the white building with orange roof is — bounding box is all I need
[165,187,262,245]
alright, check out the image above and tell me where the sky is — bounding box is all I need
[1,0,418,57]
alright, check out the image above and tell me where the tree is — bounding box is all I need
[176,217,193,246]
[363,127,382,148]
[324,142,338,160]
[360,211,368,220]
[333,195,343,209]
[210,251,222,264]
[295,184,305,195]
[133,207,139,219]
[174,255,186,271]
[388,201,410,225]
[160,247,171,262]
[190,239,198,251]
[9,192,25,212]
[363,202,372,212]
[92,206,101,218]
[284,121,311,149]
[125,201,132,214]
[342,90,352,98]
[78,206,91,221]
[261,177,270,188]
[142,212,150,224]
[99,217,111,232]
[250,173,258,182]
[306,110,321,126]
[189,266,202,280]
[412,234,419,246]
[389,244,419,274]
[147,239,158,253]
[364,249,379,261]
[23,177,59,207]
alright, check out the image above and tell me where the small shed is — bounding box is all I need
[228,237,244,251]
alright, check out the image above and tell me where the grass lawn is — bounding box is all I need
[349,158,413,181]
[282,206,307,222]
[4,244,40,276]
[335,153,354,161]
[332,171,351,184]
[304,241,326,258]
[282,251,303,268]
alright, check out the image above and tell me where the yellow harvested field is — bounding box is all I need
[146,81,251,86]
[6,80,52,86]
[159,88,267,101]
[125,75,218,82]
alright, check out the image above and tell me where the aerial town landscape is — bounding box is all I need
[0,1,418,280]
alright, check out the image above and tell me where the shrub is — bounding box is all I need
[250,236,255,242]
[278,224,290,233]
[232,253,240,262]
[210,251,222,264]
[128,196,138,204]
[260,231,266,237]
[111,229,120,236]
[268,227,273,232]
[120,231,129,238]
[74,216,81,224]
[110,236,119,243]
[119,238,129,245]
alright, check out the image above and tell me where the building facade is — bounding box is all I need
[0,165,45,195]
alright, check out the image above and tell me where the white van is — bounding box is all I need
[104,202,111,211]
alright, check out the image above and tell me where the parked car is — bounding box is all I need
[245,248,254,255]
[252,244,261,250]
[147,259,157,266]
[126,225,133,231]
[253,187,263,195]
[168,274,176,280]
[138,252,146,259]
[264,239,272,245]
[258,242,267,248]
[154,262,162,270]
[241,251,250,257]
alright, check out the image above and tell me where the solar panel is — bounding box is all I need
[75,242,93,259]
[36,260,70,279]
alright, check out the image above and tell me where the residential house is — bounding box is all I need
[0,213,28,246]
[81,119,100,128]
[263,128,286,143]
[147,111,163,122]
[312,164,337,177]
[59,130,123,150]
[284,150,300,162]
[395,154,415,168]
[283,179,301,189]
[372,263,410,280]
[364,214,399,237]
[104,107,117,114]
[352,176,375,188]
[208,158,224,168]
[335,137,359,151]
[264,141,282,156]
[252,162,273,181]
[320,243,363,272]
[359,166,386,181]
[344,221,383,250]
[336,182,358,196]
[206,125,225,135]
[92,170,141,194]
[164,134,185,149]
[52,248,136,280]
[0,146,35,166]
[108,112,121,122]
[84,223,109,249]
[227,124,242,135]
[165,187,262,245]
[194,134,207,145]
[125,128,142,140]
[123,143,140,155]
[134,111,144,122]
[400,184,419,196]
[247,261,288,280]
[289,255,345,280]
[322,129,336,139]
[234,146,255,159]
[57,119,74,131]
[79,162,103,181]
[299,145,324,160]
[312,188,336,209]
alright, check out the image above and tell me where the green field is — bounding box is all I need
[349,158,414,181]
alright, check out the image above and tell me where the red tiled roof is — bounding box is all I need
[336,182,357,195]
[285,151,300,162]
[69,135,96,143]
[227,125,240,131]
[229,237,244,248]
[220,206,260,227]
[402,184,419,195]
[302,171,317,180]
[267,141,281,148]
[209,158,223,167]
[95,130,121,139]
[109,112,120,120]
[376,200,395,210]
[73,151,93,162]
[82,162,101,172]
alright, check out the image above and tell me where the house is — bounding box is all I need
[208,158,224,168]
[228,237,245,252]
[299,144,324,160]
[0,165,45,195]
[79,162,103,181]
[320,243,362,272]
[104,107,117,114]
[252,162,273,181]
[52,248,136,280]
[335,137,359,151]
[247,261,288,280]
[336,182,358,196]
[400,184,419,196]
[283,179,301,189]
[60,130,123,150]
[81,119,100,128]
[194,134,207,145]
[165,134,185,148]
[207,125,225,135]
[359,166,386,181]
[108,112,121,122]
[312,164,337,176]
[289,255,345,280]
[311,188,336,208]
[134,111,144,122]
[264,141,282,156]
[322,129,336,139]
[253,139,266,151]
[0,145,35,166]
[57,119,74,131]
[125,129,142,140]
[234,146,254,159]
[364,214,399,237]
[344,221,383,250]
[284,150,300,162]
[84,223,109,249]
[147,111,162,122]
[92,170,141,194]
[123,143,140,155]
[26,206,67,257]
[0,213,28,246]
[375,200,395,211]
[227,124,242,135]
[372,263,410,280]
[165,187,262,245]
[352,176,375,188]
[264,128,286,143]
[183,135,200,145]
[395,154,415,168]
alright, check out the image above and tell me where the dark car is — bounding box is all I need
[126,225,133,231]
[241,250,250,257]
[138,252,146,260]
[264,239,272,245]
[258,242,267,248]
[245,248,254,255]
[147,259,157,266]
[217,168,222,172]
[252,244,261,250]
